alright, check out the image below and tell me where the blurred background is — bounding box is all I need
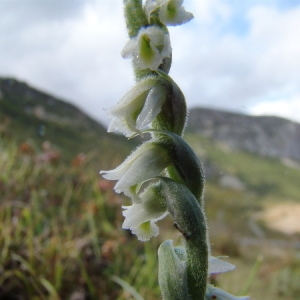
[1,1,300,299]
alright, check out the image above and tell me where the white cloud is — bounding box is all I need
[0,1,133,124]
[0,0,300,125]
[168,2,300,120]
[248,96,300,124]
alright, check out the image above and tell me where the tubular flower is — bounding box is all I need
[107,72,186,138]
[122,26,171,70]
[145,0,194,26]
[122,182,168,241]
[107,76,165,137]
[205,285,250,300]
[100,141,171,199]
[101,132,204,202]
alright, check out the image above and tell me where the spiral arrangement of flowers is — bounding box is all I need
[101,1,250,299]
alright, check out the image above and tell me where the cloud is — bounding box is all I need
[0,1,133,123]
[169,2,300,122]
[0,0,300,125]
[249,95,300,123]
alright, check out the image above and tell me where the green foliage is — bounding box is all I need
[186,134,300,201]
[1,131,300,299]
[0,137,161,299]
[1,76,300,298]
[0,77,135,167]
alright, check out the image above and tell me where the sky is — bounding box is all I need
[1,0,300,127]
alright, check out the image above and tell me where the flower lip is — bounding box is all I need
[122,26,172,70]
[107,77,158,137]
[145,0,194,26]
[100,141,171,197]
[121,181,167,235]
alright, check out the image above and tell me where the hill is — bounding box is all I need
[1,77,300,299]
[0,77,134,169]
[187,107,300,163]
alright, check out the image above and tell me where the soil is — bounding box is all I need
[260,202,300,235]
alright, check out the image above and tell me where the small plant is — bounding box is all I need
[101,0,250,299]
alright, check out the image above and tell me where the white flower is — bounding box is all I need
[107,76,166,137]
[145,0,193,26]
[107,71,186,138]
[122,183,168,241]
[206,257,250,299]
[208,256,235,274]
[205,285,250,300]
[100,141,171,199]
[144,0,157,22]
[122,26,171,70]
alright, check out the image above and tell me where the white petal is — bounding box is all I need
[122,26,171,70]
[205,284,250,300]
[109,78,155,117]
[159,0,194,26]
[107,78,157,137]
[107,116,140,137]
[131,221,160,241]
[136,85,166,130]
[144,0,158,22]
[121,37,138,58]
[208,257,236,274]
[114,143,170,192]
[100,142,170,194]
[100,142,153,181]
[122,203,168,229]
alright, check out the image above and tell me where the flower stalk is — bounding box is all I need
[101,1,250,299]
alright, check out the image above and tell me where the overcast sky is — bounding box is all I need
[1,0,300,126]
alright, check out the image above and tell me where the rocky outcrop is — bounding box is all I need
[188,107,300,162]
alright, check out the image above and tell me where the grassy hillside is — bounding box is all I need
[1,132,300,299]
[0,77,135,169]
[186,133,300,201]
[1,78,300,299]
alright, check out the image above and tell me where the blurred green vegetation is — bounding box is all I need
[1,78,300,299]
[0,137,161,299]
[1,133,300,299]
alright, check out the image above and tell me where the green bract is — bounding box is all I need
[158,240,190,300]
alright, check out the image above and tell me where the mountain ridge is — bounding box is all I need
[187,107,300,162]
[1,76,299,164]
[0,77,134,168]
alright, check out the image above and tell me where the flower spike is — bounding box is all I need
[100,1,250,299]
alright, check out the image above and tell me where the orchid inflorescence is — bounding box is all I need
[101,0,250,299]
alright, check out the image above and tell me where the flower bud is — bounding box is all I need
[158,240,190,300]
